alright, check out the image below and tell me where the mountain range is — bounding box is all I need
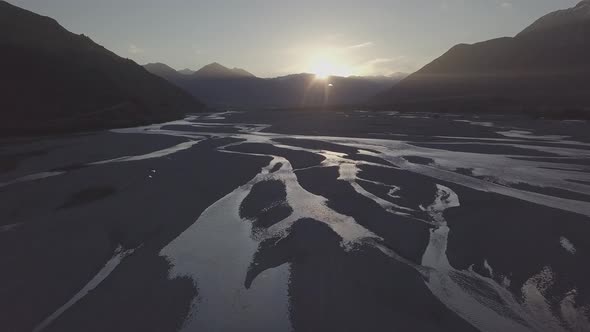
[193,62,256,79]
[374,0,590,114]
[0,0,203,135]
[2,0,589,137]
[144,62,406,108]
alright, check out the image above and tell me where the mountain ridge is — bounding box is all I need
[518,0,590,36]
[145,63,404,108]
[192,62,256,79]
[0,1,203,135]
[373,1,590,113]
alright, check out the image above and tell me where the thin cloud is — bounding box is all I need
[128,44,144,54]
[346,41,374,49]
[365,58,397,65]
[354,56,414,76]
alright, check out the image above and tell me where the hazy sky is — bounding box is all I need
[8,0,580,77]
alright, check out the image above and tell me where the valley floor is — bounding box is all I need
[1,110,589,332]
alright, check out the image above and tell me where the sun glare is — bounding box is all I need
[309,56,353,80]
[315,71,330,80]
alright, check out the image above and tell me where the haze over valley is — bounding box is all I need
[144,62,407,108]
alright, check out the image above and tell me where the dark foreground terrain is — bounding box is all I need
[1,110,589,332]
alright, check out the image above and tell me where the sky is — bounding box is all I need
[8,0,580,77]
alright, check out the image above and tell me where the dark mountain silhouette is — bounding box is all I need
[388,72,410,80]
[374,0,590,114]
[192,62,256,79]
[143,63,183,81]
[229,67,256,78]
[518,0,590,36]
[178,68,195,75]
[145,63,404,108]
[0,1,203,136]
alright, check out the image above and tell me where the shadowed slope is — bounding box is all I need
[374,1,590,114]
[0,1,203,136]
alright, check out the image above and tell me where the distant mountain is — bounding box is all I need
[230,67,256,78]
[0,1,203,135]
[388,72,409,80]
[143,63,183,81]
[178,68,195,75]
[192,62,256,79]
[146,63,403,108]
[374,0,590,113]
[352,73,409,84]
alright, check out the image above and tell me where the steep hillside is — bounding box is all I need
[374,1,590,114]
[0,1,203,135]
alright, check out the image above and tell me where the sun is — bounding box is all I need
[314,71,330,80]
[309,56,352,80]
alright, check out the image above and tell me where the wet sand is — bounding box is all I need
[0,110,589,331]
